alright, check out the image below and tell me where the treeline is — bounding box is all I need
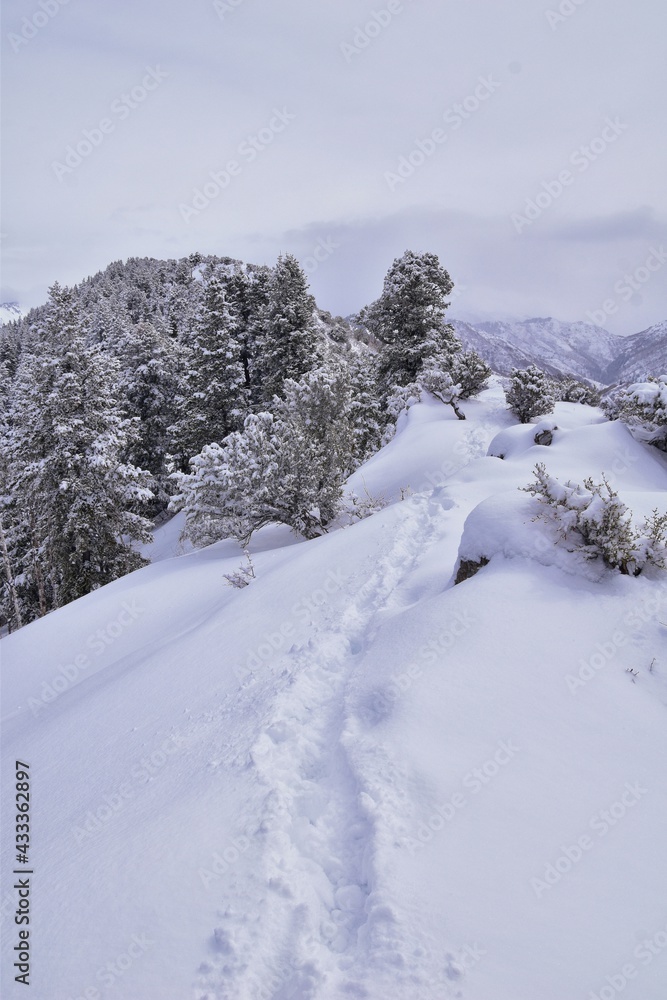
[8,248,663,632]
[0,250,492,630]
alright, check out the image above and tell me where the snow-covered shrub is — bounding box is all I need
[552,376,601,406]
[522,463,667,575]
[380,381,422,444]
[449,349,492,399]
[419,363,466,420]
[343,486,388,522]
[505,366,555,423]
[223,550,256,588]
[602,376,667,452]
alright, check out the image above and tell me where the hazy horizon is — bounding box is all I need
[2,0,666,334]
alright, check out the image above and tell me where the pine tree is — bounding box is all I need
[256,254,319,402]
[175,364,354,546]
[117,321,185,512]
[505,366,555,423]
[225,264,272,406]
[360,250,459,390]
[169,276,248,470]
[5,284,153,616]
[346,351,385,464]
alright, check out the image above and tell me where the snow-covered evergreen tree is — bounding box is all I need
[450,349,492,399]
[255,254,320,402]
[360,250,459,390]
[117,321,185,512]
[169,276,248,470]
[419,363,466,420]
[5,284,153,617]
[225,264,272,406]
[174,364,354,546]
[505,366,555,423]
[346,351,385,464]
[552,376,601,406]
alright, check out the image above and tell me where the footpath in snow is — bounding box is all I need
[2,383,667,1000]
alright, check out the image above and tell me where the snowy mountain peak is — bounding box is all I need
[0,301,24,325]
[452,315,666,384]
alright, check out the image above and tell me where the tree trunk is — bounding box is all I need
[0,517,22,631]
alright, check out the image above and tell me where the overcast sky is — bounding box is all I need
[2,0,666,334]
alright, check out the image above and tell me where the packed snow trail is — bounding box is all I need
[194,493,463,999]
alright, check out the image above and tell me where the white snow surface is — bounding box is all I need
[2,381,667,1000]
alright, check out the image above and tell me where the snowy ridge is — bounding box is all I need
[2,383,667,999]
[195,493,458,998]
[608,320,667,384]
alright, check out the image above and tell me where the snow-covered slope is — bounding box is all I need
[2,383,667,1000]
[0,302,24,326]
[474,317,622,382]
[450,320,541,377]
[607,320,667,384]
[452,316,667,385]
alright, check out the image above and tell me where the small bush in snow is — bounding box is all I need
[551,376,601,406]
[505,366,555,423]
[223,550,256,588]
[602,376,667,452]
[450,349,492,399]
[343,486,388,521]
[419,363,466,420]
[522,463,667,575]
[381,381,422,444]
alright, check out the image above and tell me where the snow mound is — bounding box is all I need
[487,419,560,459]
[455,489,603,580]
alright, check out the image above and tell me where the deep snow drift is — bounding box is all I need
[2,382,667,1000]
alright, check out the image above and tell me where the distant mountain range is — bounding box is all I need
[451,317,667,386]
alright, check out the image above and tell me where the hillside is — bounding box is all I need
[2,382,667,999]
[606,320,667,384]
